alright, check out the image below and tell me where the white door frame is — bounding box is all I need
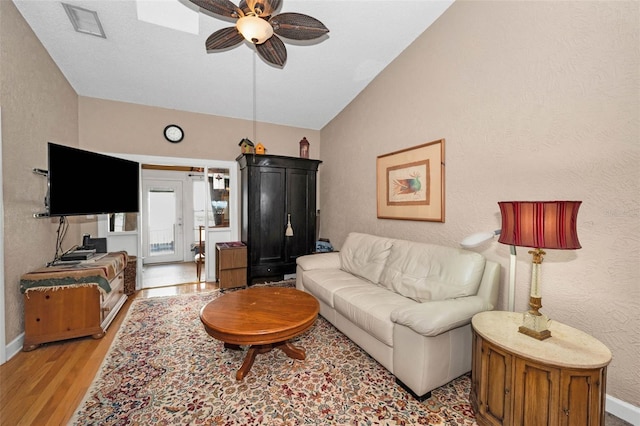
[0,109,5,364]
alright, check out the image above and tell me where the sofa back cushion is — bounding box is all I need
[339,232,393,284]
[379,239,486,302]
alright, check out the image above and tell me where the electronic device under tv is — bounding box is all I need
[60,249,96,261]
[45,142,140,217]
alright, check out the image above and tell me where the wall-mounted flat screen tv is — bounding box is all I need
[47,142,140,216]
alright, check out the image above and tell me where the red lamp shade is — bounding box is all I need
[498,201,582,250]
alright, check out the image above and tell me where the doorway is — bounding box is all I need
[142,179,184,264]
[98,154,239,292]
[142,262,197,288]
[139,164,234,289]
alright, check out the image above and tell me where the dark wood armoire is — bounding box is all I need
[237,154,322,283]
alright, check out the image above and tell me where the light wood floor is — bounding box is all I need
[0,263,218,426]
[0,265,631,426]
[142,261,203,289]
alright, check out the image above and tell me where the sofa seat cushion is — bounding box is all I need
[391,296,492,337]
[333,285,416,346]
[379,239,487,302]
[301,269,371,308]
[339,232,393,284]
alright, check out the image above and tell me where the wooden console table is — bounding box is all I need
[20,252,129,351]
[471,311,611,426]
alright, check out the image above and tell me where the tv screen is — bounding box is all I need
[47,142,140,216]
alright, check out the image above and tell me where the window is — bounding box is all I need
[209,169,230,227]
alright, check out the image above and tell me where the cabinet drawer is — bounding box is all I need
[110,272,124,294]
[219,268,247,289]
[219,248,247,269]
[101,272,124,318]
[251,263,295,278]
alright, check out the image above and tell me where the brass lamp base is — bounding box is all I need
[519,325,551,340]
[518,296,551,340]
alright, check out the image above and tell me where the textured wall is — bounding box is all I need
[0,0,80,343]
[320,1,639,405]
[78,97,321,162]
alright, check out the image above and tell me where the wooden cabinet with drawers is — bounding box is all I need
[20,252,128,351]
[215,242,247,289]
[471,311,611,426]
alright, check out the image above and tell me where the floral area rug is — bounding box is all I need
[71,281,477,425]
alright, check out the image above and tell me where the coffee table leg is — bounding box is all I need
[224,342,242,351]
[233,342,307,380]
[276,342,306,360]
[236,345,272,380]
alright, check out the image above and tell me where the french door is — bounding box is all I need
[142,179,184,264]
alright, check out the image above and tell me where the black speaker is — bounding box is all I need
[86,237,107,253]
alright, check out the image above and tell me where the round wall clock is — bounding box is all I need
[163,124,184,143]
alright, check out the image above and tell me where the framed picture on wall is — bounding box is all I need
[376,139,445,222]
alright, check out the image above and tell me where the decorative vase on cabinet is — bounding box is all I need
[237,154,321,283]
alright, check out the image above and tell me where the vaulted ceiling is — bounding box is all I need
[13,0,453,130]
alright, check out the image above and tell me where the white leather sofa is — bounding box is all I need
[295,232,500,399]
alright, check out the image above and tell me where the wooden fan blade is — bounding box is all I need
[238,0,250,15]
[206,27,244,51]
[245,0,281,17]
[256,35,287,67]
[270,12,329,40]
[188,0,243,18]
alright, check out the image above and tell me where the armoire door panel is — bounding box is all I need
[255,168,286,264]
[286,168,315,263]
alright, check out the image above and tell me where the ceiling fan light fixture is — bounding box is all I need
[237,15,273,44]
[189,0,327,67]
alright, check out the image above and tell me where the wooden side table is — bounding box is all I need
[215,242,247,289]
[471,311,611,426]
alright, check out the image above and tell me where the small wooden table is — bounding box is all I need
[471,311,611,426]
[200,287,319,380]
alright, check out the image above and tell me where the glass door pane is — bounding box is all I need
[143,180,183,264]
[209,168,230,227]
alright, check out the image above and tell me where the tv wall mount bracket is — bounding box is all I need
[33,168,50,218]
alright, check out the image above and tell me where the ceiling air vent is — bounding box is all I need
[62,3,106,38]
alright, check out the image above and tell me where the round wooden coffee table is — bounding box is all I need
[200,286,319,380]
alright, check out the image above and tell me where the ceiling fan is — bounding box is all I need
[188,0,329,67]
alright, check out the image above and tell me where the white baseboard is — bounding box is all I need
[5,332,24,362]
[607,394,640,425]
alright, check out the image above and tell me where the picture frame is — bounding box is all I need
[376,139,445,222]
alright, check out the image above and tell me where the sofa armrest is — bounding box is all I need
[296,252,341,271]
[390,296,492,337]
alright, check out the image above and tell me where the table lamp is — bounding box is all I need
[497,201,582,340]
